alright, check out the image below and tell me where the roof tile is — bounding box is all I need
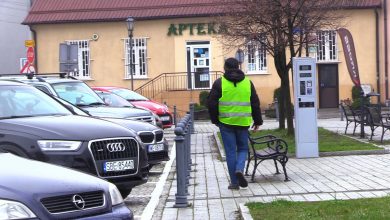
[23,0,381,25]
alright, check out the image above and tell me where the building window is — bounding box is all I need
[124,38,148,79]
[316,30,338,62]
[66,40,91,79]
[246,41,267,73]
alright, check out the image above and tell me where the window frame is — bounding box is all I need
[245,40,268,75]
[65,40,92,80]
[316,30,338,62]
[124,37,148,79]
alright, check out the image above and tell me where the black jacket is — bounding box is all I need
[207,69,263,129]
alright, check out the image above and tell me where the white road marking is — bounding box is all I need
[140,142,176,220]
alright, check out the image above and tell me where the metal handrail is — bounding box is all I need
[135,71,223,99]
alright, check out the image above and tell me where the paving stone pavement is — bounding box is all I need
[131,118,390,220]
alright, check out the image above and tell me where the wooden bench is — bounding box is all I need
[366,106,390,143]
[245,134,289,182]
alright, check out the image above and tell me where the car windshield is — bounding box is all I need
[110,88,149,101]
[0,85,72,119]
[95,91,134,108]
[52,82,106,107]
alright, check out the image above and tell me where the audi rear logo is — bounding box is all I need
[106,143,126,152]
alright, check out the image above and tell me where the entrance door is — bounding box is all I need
[318,64,339,108]
[186,42,211,89]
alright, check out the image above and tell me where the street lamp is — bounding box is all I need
[126,17,135,90]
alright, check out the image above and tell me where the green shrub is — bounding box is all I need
[272,87,294,115]
[194,103,207,111]
[273,87,281,102]
[351,86,370,109]
[352,86,362,101]
[199,91,209,107]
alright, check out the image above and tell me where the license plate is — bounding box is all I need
[160,116,170,121]
[148,144,164,152]
[104,160,134,172]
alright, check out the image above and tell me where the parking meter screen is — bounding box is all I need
[300,81,306,95]
[299,65,311,71]
[299,72,312,78]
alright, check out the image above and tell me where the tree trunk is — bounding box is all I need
[283,75,294,135]
[278,81,286,129]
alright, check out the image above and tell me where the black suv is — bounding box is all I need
[0,81,149,197]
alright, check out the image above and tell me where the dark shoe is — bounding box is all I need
[228,184,239,190]
[235,171,248,187]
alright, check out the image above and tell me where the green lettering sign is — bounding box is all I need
[168,23,219,36]
[179,24,188,35]
[207,23,217,35]
[167,24,178,36]
[189,23,194,35]
[197,23,206,35]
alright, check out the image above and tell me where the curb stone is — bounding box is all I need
[239,203,253,220]
[213,131,226,161]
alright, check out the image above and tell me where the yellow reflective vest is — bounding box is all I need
[218,76,252,126]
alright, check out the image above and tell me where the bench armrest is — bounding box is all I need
[249,137,288,154]
[248,134,277,144]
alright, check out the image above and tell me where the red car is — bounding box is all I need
[93,87,173,128]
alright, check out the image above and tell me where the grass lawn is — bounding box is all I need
[218,128,380,154]
[247,197,390,220]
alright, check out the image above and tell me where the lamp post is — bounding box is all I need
[126,17,134,90]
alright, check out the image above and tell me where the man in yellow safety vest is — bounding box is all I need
[207,57,263,190]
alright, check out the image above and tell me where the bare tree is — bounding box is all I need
[216,0,345,135]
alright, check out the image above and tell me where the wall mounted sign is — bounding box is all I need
[168,23,220,36]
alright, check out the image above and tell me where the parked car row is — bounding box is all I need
[0,73,174,219]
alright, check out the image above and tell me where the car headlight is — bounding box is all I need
[108,183,124,206]
[37,140,82,151]
[0,199,36,219]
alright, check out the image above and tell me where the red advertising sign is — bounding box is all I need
[20,47,35,74]
[27,47,35,64]
[337,28,361,87]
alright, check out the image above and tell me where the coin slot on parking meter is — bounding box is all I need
[293,57,319,158]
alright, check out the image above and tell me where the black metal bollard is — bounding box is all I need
[174,126,189,208]
[189,103,195,133]
[186,115,193,166]
[183,114,192,167]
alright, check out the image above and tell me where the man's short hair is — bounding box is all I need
[224,57,239,70]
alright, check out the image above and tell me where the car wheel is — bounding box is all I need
[119,188,132,198]
[0,145,29,158]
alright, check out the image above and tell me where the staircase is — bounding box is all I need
[135,71,223,112]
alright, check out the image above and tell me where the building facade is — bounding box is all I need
[23,0,385,111]
[0,0,32,74]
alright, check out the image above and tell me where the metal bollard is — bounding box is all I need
[174,126,189,208]
[178,120,190,187]
[181,117,190,164]
[173,105,177,126]
[339,101,344,121]
[186,116,193,166]
[189,103,195,133]
[184,115,192,171]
